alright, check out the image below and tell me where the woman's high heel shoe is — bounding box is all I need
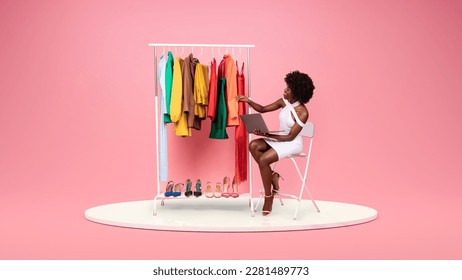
[185,179,193,197]
[222,176,231,198]
[193,179,202,197]
[205,182,214,198]
[214,182,223,198]
[231,176,239,198]
[262,194,274,216]
[172,183,184,197]
[165,181,174,197]
[272,172,283,196]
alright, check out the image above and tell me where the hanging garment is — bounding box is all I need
[209,58,228,139]
[164,51,174,123]
[170,57,191,137]
[209,78,228,139]
[157,53,169,181]
[206,58,217,121]
[193,63,209,129]
[264,99,305,159]
[182,53,200,130]
[235,61,248,183]
[224,55,239,127]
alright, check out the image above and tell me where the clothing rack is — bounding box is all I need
[149,43,256,216]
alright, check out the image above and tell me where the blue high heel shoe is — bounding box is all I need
[164,181,174,197]
[172,183,184,197]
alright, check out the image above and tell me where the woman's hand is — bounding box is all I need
[237,95,250,103]
[252,129,268,136]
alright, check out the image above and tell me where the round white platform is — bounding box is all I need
[85,197,377,232]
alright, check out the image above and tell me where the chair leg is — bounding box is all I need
[293,195,319,220]
[293,199,302,220]
[304,186,320,212]
[276,196,284,206]
[293,182,320,219]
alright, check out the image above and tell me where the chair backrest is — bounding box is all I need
[299,122,314,138]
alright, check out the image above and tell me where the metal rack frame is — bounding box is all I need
[149,43,256,216]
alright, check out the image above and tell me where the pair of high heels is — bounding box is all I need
[204,181,223,198]
[165,179,202,197]
[165,176,241,199]
[204,176,239,198]
[165,181,184,197]
[185,179,202,197]
[222,176,239,198]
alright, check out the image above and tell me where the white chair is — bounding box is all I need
[257,121,320,220]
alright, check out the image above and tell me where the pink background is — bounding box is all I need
[1,0,462,259]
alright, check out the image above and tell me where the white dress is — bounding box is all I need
[264,99,305,160]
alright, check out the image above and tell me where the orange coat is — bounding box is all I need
[224,55,239,126]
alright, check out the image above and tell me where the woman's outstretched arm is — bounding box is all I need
[237,96,284,113]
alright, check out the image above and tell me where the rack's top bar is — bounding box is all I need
[148,43,255,48]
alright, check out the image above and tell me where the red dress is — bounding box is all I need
[235,61,248,183]
[206,58,217,120]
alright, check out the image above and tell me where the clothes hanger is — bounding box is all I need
[236,47,242,61]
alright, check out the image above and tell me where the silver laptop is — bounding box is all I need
[240,114,283,134]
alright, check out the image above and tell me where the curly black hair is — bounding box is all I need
[284,71,315,104]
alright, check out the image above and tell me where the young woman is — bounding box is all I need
[237,71,315,216]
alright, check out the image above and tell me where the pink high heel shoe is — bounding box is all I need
[205,182,214,198]
[222,176,232,198]
[272,172,283,196]
[214,182,223,198]
[262,194,273,216]
[231,176,239,198]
